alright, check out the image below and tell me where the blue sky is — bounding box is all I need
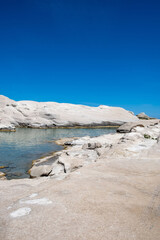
[0,0,160,118]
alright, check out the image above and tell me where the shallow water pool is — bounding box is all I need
[0,127,117,179]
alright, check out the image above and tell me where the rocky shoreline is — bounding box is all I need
[28,119,160,179]
[0,119,160,239]
[1,95,160,239]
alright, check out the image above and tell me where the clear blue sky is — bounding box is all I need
[0,0,160,117]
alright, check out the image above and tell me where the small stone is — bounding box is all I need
[29,165,53,178]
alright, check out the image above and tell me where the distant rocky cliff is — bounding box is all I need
[0,95,138,131]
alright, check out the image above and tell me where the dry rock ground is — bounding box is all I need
[0,120,160,240]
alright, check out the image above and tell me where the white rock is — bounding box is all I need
[49,163,64,176]
[29,165,53,178]
[19,198,52,205]
[0,95,138,130]
[29,193,38,198]
[10,207,31,218]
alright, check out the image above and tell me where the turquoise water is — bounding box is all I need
[0,128,117,179]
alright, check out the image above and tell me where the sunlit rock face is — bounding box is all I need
[0,95,138,131]
[137,112,151,120]
[29,119,160,178]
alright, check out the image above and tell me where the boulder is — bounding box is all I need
[29,155,59,178]
[117,120,160,133]
[29,165,53,178]
[117,122,145,133]
[137,112,151,120]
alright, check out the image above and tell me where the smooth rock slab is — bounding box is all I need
[0,95,138,130]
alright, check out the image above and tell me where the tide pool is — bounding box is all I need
[0,127,117,179]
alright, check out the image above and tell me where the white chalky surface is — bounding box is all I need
[29,193,38,198]
[10,207,31,218]
[19,198,52,205]
[0,95,138,130]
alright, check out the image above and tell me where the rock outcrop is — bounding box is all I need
[117,119,160,133]
[137,112,151,120]
[0,95,138,131]
[29,120,160,178]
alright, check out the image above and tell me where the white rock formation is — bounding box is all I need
[1,121,160,239]
[0,95,138,130]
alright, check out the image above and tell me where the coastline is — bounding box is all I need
[1,119,160,239]
[0,127,118,179]
[0,125,119,132]
[28,119,160,179]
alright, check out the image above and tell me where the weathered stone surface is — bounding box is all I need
[0,124,16,132]
[29,120,160,180]
[0,95,138,130]
[55,148,98,174]
[29,142,100,177]
[29,165,53,178]
[29,155,59,178]
[117,119,160,133]
[54,137,79,146]
[128,110,135,115]
[58,154,84,173]
[137,112,151,120]
[1,122,160,239]
[49,163,64,176]
[82,142,102,149]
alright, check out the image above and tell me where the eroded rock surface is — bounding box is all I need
[137,112,151,120]
[29,120,160,179]
[117,119,160,133]
[1,122,160,239]
[0,95,138,131]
